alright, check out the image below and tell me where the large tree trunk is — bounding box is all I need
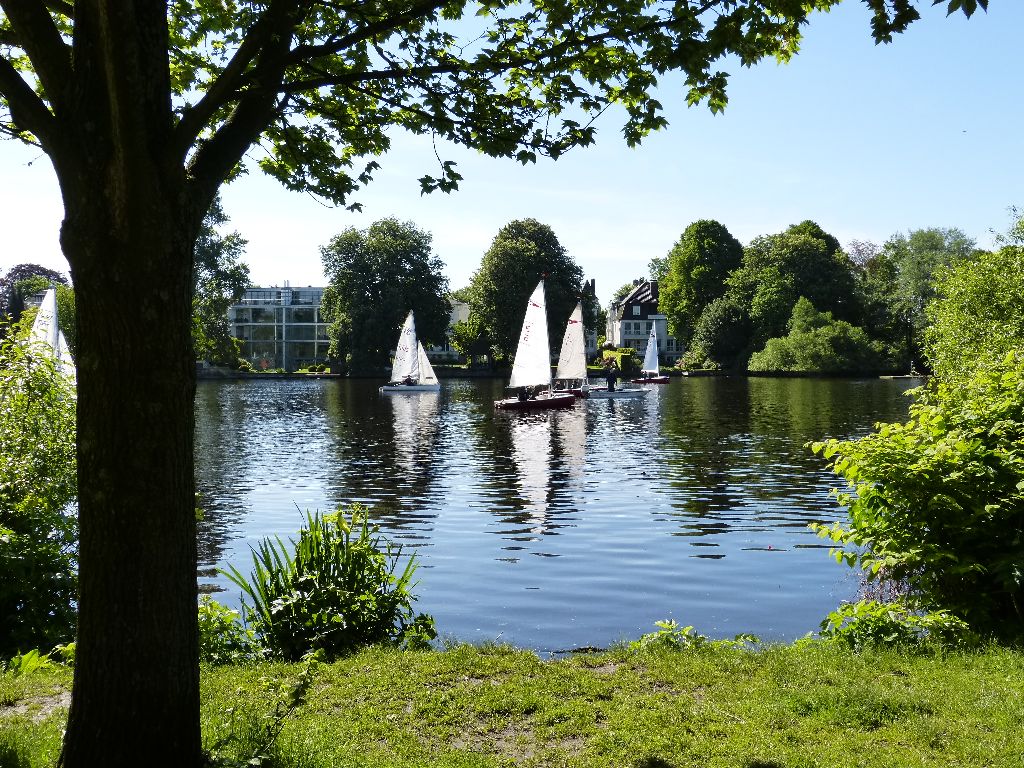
[49,5,208,765]
[56,172,204,768]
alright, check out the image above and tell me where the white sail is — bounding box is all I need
[508,280,552,389]
[555,302,588,381]
[390,311,420,382]
[416,342,438,385]
[30,288,75,378]
[641,324,659,375]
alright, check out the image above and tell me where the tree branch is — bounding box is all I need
[0,0,72,114]
[0,51,56,146]
[174,0,307,159]
[184,3,307,206]
[287,0,449,62]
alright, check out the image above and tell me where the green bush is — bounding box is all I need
[198,595,262,665]
[812,353,1024,639]
[819,600,976,650]
[236,358,254,372]
[223,507,435,660]
[748,298,894,373]
[0,326,78,656]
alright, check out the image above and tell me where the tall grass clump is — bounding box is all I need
[224,506,434,660]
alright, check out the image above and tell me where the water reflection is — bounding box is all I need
[195,376,920,650]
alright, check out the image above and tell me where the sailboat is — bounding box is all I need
[553,302,646,399]
[552,302,589,398]
[494,280,575,411]
[379,311,441,392]
[29,288,76,380]
[631,324,670,384]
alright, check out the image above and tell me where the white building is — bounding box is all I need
[605,280,683,365]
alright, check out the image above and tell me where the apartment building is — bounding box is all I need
[228,285,329,371]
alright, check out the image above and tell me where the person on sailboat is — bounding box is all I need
[603,358,619,391]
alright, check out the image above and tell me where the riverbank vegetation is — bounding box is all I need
[5,640,1024,768]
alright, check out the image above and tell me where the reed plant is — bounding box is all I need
[223,507,434,660]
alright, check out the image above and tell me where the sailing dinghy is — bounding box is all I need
[494,280,575,411]
[380,311,441,392]
[631,324,670,384]
[552,302,589,398]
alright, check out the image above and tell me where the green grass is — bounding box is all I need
[4,642,1024,767]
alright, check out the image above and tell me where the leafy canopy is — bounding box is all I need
[192,197,250,366]
[2,2,985,211]
[659,219,743,345]
[467,218,584,361]
[320,218,450,369]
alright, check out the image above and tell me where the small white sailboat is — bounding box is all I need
[632,324,669,384]
[494,280,575,411]
[379,311,440,393]
[29,288,75,380]
[553,302,589,398]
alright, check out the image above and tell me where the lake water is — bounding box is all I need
[194,376,917,652]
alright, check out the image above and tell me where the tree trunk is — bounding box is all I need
[57,180,203,767]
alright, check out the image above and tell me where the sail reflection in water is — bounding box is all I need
[195,376,920,652]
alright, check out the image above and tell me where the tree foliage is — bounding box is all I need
[814,208,1024,641]
[467,219,585,361]
[925,216,1024,385]
[876,227,976,369]
[192,198,250,366]
[748,297,894,373]
[320,218,450,370]
[659,219,743,345]
[813,354,1024,639]
[0,327,78,657]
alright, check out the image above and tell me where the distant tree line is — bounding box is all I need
[615,218,978,374]
[320,217,600,372]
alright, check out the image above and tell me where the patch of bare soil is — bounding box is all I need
[0,691,70,724]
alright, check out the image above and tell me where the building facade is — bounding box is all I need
[228,286,329,371]
[605,280,683,365]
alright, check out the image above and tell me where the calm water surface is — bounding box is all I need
[195,376,917,652]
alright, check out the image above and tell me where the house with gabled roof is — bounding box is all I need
[605,279,683,365]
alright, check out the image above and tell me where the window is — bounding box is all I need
[646,321,652,332]
[632,305,640,316]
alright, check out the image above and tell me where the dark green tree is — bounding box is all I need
[748,297,893,373]
[0,264,66,318]
[0,1,985,763]
[468,219,584,361]
[733,221,858,346]
[320,218,450,370]
[659,220,743,345]
[192,198,249,366]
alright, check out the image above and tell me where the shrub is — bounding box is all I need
[236,358,254,372]
[0,327,78,656]
[819,600,976,650]
[223,506,435,660]
[812,353,1024,639]
[198,595,262,665]
[748,298,894,373]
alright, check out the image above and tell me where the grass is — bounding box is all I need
[3,641,1024,767]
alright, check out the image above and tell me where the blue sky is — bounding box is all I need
[1,2,1021,306]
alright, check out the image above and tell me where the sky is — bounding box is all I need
[1,2,1022,307]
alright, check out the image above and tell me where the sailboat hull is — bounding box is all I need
[380,383,441,393]
[586,387,648,399]
[494,392,576,411]
[631,376,670,384]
